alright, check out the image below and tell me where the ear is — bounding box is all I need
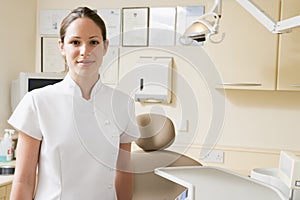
[58,39,66,57]
[103,40,109,56]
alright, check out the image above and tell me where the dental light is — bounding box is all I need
[182,0,300,44]
[236,0,300,33]
[181,0,224,44]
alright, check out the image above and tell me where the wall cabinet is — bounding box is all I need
[0,183,11,200]
[204,0,280,90]
[277,0,300,91]
[0,186,5,200]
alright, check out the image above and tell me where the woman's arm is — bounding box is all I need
[10,132,41,200]
[115,142,133,200]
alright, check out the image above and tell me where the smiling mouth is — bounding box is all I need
[77,60,95,66]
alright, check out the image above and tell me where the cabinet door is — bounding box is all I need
[0,185,6,200]
[203,0,280,90]
[5,184,11,200]
[277,0,300,91]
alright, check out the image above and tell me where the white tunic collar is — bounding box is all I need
[62,73,104,100]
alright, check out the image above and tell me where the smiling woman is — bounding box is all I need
[8,7,140,200]
[58,8,109,99]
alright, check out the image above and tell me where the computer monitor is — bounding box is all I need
[11,72,65,111]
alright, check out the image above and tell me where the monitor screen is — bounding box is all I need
[28,78,63,91]
[11,72,66,111]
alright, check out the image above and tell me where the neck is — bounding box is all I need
[70,73,99,100]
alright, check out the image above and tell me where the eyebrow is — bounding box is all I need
[69,35,100,39]
[89,36,100,39]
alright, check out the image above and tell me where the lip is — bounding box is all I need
[76,59,95,66]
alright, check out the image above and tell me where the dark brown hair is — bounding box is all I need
[59,7,107,43]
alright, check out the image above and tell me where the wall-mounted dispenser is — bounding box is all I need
[134,56,173,103]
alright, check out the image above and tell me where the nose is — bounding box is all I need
[80,44,92,57]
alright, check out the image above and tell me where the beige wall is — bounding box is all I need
[2,0,299,174]
[0,1,37,132]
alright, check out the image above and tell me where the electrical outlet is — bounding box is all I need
[202,149,224,163]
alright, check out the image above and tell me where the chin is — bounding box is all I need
[71,68,99,79]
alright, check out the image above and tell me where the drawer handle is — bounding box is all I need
[219,83,262,87]
[290,84,300,87]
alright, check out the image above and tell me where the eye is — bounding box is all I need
[70,40,80,46]
[90,40,100,46]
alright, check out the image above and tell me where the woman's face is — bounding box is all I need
[59,17,108,80]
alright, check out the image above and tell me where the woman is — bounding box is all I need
[8,7,140,200]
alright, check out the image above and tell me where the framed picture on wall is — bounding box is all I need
[122,7,149,47]
[41,36,65,72]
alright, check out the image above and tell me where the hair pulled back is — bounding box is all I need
[60,7,107,43]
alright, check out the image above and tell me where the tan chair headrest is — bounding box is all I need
[136,113,175,151]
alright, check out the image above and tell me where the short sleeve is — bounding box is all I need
[120,98,140,143]
[8,92,43,140]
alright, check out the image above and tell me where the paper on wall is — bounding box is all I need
[98,9,121,46]
[149,7,176,46]
[122,7,149,47]
[39,10,70,35]
[42,37,65,72]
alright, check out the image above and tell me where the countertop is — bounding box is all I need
[155,166,288,200]
[0,161,15,186]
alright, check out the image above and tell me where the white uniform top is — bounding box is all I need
[8,73,140,200]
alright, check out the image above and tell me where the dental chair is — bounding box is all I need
[131,113,202,200]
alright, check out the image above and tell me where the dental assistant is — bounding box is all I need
[8,7,140,200]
